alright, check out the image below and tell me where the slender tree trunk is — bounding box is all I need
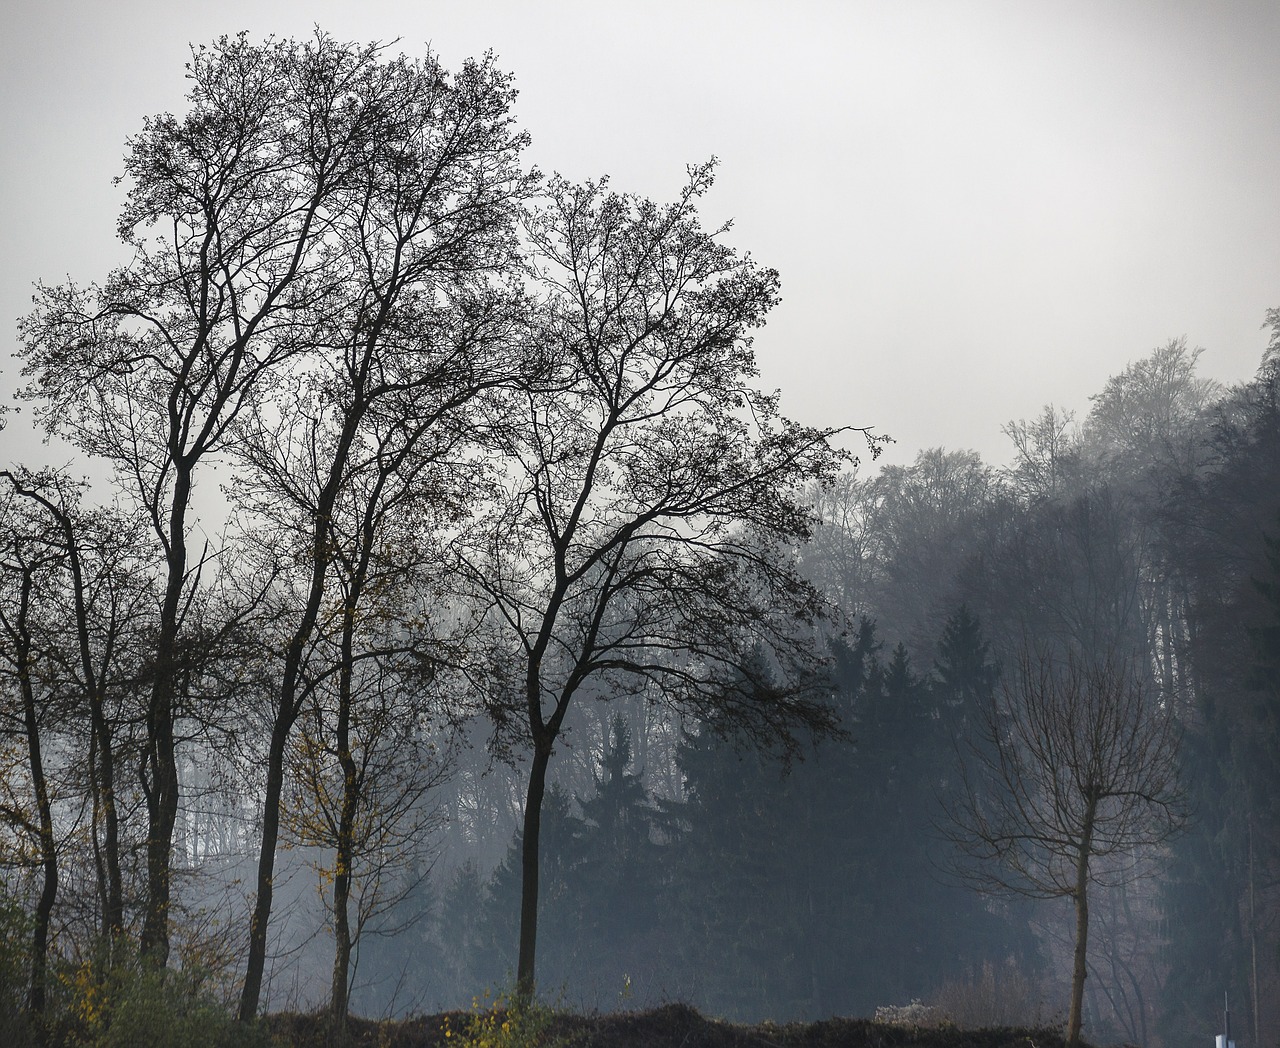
[89,731,108,926]
[1068,809,1096,1048]
[328,796,356,1039]
[239,531,336,1018]
[16,571,58,1015]
[240,726,289,1019]
[1069,878,1090,1048]
[69,529,125,942]
[517,738,551,1001]
[140,638,180,964]
[29,757,57,1016]
[240,399,367,1021]
[13,479,125,947]
[329,606,360,1039]
[140,465,192,966]
[84,641,123,945]
[1249,813,1259,1048]
[95,706,124,942]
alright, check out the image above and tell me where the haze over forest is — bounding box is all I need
[0,15,1278,1048]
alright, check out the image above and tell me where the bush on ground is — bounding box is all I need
[928,961,1050,1030]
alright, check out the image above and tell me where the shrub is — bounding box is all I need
[56,953,275,1048]
[442,989,570,1048]
[873,999,940,1027]
[928,960,1049,1029]
[0,890,34,1044]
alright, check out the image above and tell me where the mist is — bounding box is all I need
[1,17,1278,1048]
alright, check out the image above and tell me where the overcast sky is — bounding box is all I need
[3,0,1279,472]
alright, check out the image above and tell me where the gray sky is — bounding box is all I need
[4,0,1279,471]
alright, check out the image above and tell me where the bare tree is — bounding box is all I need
[16,31,425,966]
[283,628,449,1032]
[222,31,532,1017]
[0,488,63,1015]
[947,649,1184,1048]
[1002,405,1080,504]
[1,470,156,953]
[18,25,532,998]
[454,162,881,998]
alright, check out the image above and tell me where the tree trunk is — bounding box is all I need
[140,654,179,964]
[329,604,360,1038]
[84,639,123,942]
[1068,808,1096,1048]
[57,492,124,943]
[240,400,366,1021]
[140,465,192,966]
[517,739,552,1001]
[16,570,57,1014]
[95,708,124,943]
[239,726,289,1020]
[328,814,355,1041]
[1248,813,1259,1048]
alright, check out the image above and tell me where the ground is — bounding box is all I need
[266,1003,1085,1048]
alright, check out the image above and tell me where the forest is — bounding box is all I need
[1,31,1277,1048]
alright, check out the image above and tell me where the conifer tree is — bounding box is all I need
[570,716,664,1001]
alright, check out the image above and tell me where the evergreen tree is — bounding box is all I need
[842,640,946,1006]
[934,604,1000,722]
[789,622,879,1018]
[931,606,1040,983]
[482,784,584,992]
[1159,354,1280,1048]
[661,651,812,1019]
[436,862,490,1006]
[1157,696,1250,1048]
[569,715,665,1004]
[1245,516,1280,794]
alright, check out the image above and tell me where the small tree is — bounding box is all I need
[283,615,451,1032]
[0,487,62,1016]
[2,470,154,953]
[947,649,1184,1048]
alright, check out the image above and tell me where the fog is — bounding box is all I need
[1,13,1278,1048]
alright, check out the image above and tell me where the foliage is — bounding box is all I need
[872,1000,940,1028]
[0,891,33,1042]
[1156,351,1280,1048]
[441,990,570,1048]
[53,953,275,1048]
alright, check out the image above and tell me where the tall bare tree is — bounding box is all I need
[223,35,533,1018]
[454,162,881,998]
[16,32,423,966]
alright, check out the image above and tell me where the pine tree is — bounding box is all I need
[482,784,584,991]
[931,606,1040,987]
[661,651,811,1019]
[1159,359,1280,1048]
[436,862,490,1006]
[569,715,664,1002]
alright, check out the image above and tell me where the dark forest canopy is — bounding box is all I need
[1,29,1278,1048]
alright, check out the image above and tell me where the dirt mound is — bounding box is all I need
[267,1003,1078,1048]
